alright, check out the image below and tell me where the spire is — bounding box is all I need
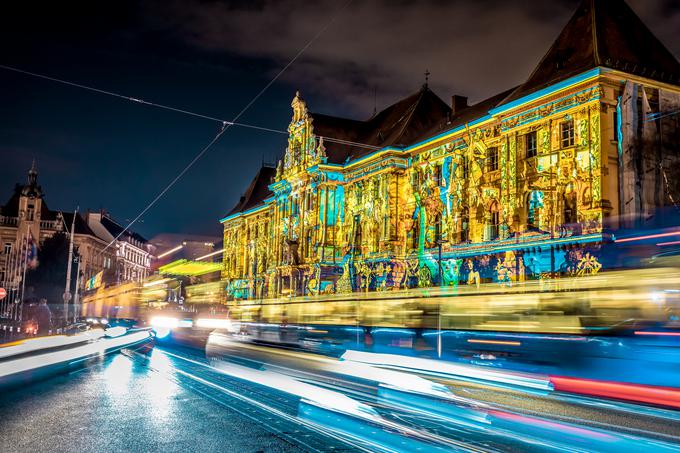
[28,158,37,186]
[500,0,680,105]
[423,69,431,89]
[21,158,42,198]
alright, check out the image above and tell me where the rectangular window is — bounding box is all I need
[435,164,442,184]
[560,121,574,148]
[489,211,500,241]
[487,147,499,172]
[4,243,11,255]
[525,131,537,158]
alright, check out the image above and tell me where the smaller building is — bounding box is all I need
[86,211,153,283]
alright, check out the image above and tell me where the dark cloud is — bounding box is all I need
[149,0,680,116]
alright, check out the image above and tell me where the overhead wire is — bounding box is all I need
[0,62,376,151]
[0,1,358,255]
[95,0,353,254]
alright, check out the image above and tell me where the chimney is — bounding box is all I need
[451,95,468,114]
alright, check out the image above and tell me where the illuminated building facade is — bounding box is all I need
[221,0,680,299]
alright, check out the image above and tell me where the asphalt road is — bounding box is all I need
[1,337,679,452]
[0,347,342,453]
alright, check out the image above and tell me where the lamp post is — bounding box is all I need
[72,256,80,323]
[63,208,77,327]
[436,219,448,287]
[435,221,448,359]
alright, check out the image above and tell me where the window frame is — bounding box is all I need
[489,210,500,241]
[487,146,499,172]
[560,120,575,148]
[525,131,537,158]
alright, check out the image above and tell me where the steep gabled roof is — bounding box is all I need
[501,0,680,105]
[415,87,518,144]
[311,86,451,164]
[226,165,276,217]
[61,211,97,236]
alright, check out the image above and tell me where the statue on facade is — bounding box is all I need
[316,136,327,160]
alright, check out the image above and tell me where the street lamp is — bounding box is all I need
[436,221,448,287]
[435,218,448,359]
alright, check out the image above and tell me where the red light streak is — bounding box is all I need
[634,331,680,336]
[615,231,680,243]
[550,376,680,409]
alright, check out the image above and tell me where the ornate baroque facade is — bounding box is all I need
[220,0,680,299]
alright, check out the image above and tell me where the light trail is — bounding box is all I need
[155,348,481,452]
[614,231,680,243]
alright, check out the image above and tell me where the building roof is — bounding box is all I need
[0,184,49,219]
[99,214,148,245]
[415,87,518,144]
[1,162,50,219]
[501,0,680,105]
[311,85,451,164]
[225,165,276,217]
[61,211,98,236]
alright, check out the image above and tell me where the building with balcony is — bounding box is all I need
[220,0,680,299]
[0,163,151,304]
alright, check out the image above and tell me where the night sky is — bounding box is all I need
[1,0,678,239]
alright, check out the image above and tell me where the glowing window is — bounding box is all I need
[487,147,499,172]
[525,131,537,158]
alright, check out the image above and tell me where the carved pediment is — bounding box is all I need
[278,91,324,181]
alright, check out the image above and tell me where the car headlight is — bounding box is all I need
[150,316,179,329]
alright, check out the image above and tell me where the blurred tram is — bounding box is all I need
[79,263,680,384]
[232,267,680,335]
[80,266,680,336]
[223,266,680,385]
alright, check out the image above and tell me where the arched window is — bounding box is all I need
[527,191,544,231]
[460,207,469,242]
